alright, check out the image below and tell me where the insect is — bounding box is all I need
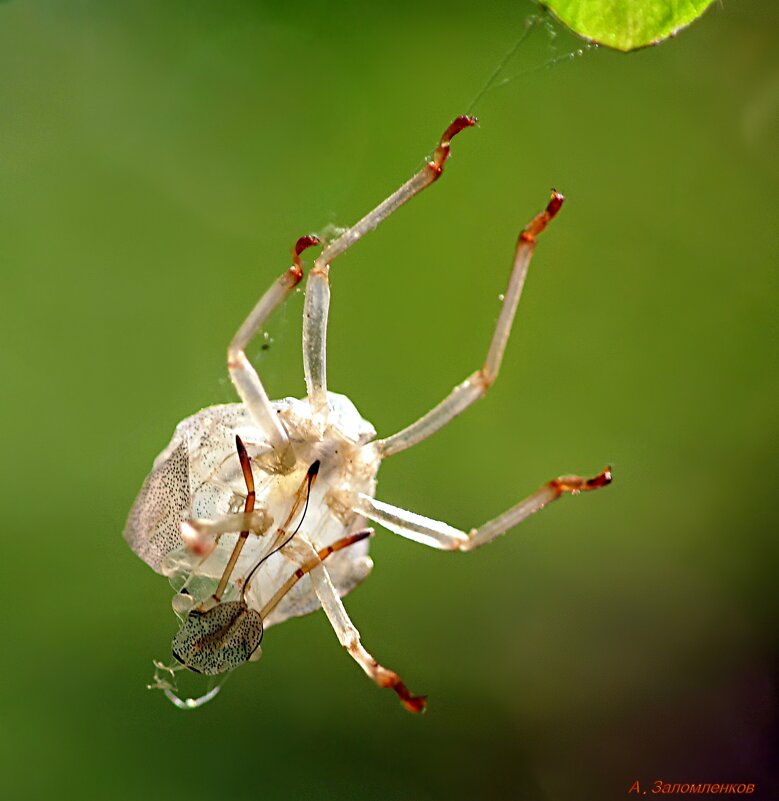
[124,115,611,712]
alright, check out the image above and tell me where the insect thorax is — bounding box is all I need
[125,392,381,629]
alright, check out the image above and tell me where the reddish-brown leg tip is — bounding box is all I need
[290,234,322,278]
[382,672,426,713]
[401,696,427,714]
[444,115,478,141]
[586,466,612,490]
[431,115,477,172]
[549,466,613,495]
[546,190,565,219]
[521,190,566,242]
[292,234,321,263]
[396,687,427,714]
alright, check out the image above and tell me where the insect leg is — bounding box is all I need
[228,236,320,469]
[179,510,273,566]
[259,529,373,618]
[375,191,564,458]
[302,255,330,413]
[284,536,426,713]
[182,510,273,543]
[303,116,476,410]
[348,466,611,551]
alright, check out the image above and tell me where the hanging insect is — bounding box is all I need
[124,116,612,712]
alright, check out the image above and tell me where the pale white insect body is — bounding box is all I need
[124,116,611,713]
[126,394,379,627]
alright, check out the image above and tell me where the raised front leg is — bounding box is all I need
[302,116,477,413]
[348,467,612,552]
[228,236,320,468]
[376,191,565,458]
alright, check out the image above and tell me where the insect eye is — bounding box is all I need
[171,601,263,676]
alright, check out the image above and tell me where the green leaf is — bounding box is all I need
[542,0,715,52]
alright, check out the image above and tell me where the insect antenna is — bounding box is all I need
[210,435,256,604]
[241,460,320,599]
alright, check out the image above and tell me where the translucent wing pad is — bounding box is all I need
[124,441,190,572]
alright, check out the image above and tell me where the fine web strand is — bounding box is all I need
[465,7,597,118]
[497,44,594,86]
[466,13,543,116]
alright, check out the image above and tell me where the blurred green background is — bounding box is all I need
[1,2,777,800]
